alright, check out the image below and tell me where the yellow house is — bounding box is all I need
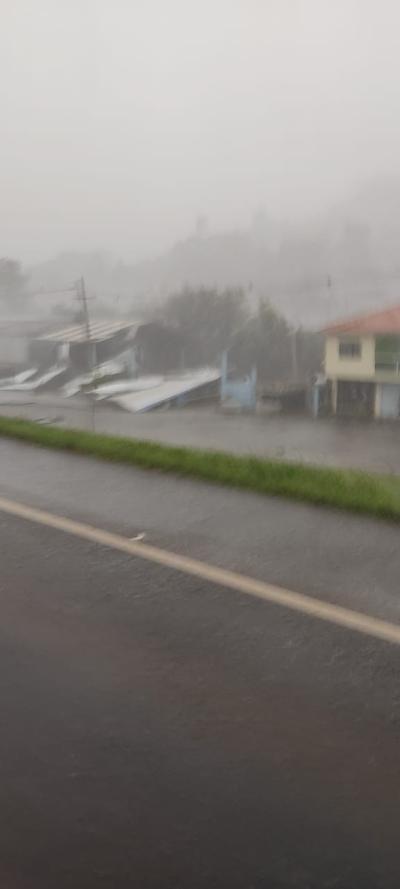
[323,304,400,418]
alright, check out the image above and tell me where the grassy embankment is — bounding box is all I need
[0,414,399,522]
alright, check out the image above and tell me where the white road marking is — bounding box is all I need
[0,494,399,646]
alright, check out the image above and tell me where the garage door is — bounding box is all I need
[336,381,375,418]
[380,384,400,419]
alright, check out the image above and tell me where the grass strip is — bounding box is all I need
[0,414,399,522]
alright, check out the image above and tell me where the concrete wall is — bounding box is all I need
[220,352,257,410]
[325,335,375,380]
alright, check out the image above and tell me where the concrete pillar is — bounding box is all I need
[331,379,338,415]
[374,383,381,419]
[311,385,320,418]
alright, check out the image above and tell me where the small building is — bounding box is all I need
[323,304,400,419]
[34,319,193,378]
[35,319,138,371]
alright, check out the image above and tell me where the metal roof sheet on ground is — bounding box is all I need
[40,320,138,344]
[0,368,37,388]
[62,358,129,397]
[94,376,163,400]
[111,368,221,413]
[0,365,67,391]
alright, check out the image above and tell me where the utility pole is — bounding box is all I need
[76,276,91,344]
[75,276,95,371]
[75,276,96,431]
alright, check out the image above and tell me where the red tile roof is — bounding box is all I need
[323,304,400,335]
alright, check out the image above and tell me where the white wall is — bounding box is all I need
[325,335,375,379]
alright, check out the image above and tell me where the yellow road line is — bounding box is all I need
[0,493,399,646]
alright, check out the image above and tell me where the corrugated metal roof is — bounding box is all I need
[0,365,66,391]
[323,304,400,335]
[111,368,221,413]
[94,376,163,400]
[40,320,137,344]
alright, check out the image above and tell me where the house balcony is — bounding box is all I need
[375,352,400,375]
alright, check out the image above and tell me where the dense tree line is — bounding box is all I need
[0,259,322,381]
[162,286,248,367]
[159,286,322,382]
[0,258,27,308]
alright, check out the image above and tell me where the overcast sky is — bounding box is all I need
[1,0,400,263]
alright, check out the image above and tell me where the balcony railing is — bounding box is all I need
[375,352,400,374]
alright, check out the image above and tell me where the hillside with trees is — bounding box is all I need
[0,259,27,314]
[27,178,400,327]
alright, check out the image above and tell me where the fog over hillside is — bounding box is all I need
[26,177,400,326]
[3,1,400,326]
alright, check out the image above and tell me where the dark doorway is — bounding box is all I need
[336,380,375,418]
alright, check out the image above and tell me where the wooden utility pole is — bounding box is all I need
[74,276,96,431]
[76,276,91,343]
[75,276,95,371]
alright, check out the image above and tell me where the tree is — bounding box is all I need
[0,258,27,309]
[230,301,290,380]
[134,322,189,374]
[161,286,248,366]
[295,328,324,380]
[230,300,322,382]
[160,288,321,380]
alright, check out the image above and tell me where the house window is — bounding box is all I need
[338,339,361,359]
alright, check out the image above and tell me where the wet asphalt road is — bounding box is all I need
[0,441,400,887]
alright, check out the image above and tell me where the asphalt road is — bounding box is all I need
[0,440,400,887]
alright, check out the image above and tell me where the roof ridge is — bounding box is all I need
[322,302,400,334]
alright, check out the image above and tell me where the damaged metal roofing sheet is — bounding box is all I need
[111,368,221,413]
[39,320,138,344]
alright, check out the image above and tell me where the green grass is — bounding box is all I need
[0,414,399,522]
